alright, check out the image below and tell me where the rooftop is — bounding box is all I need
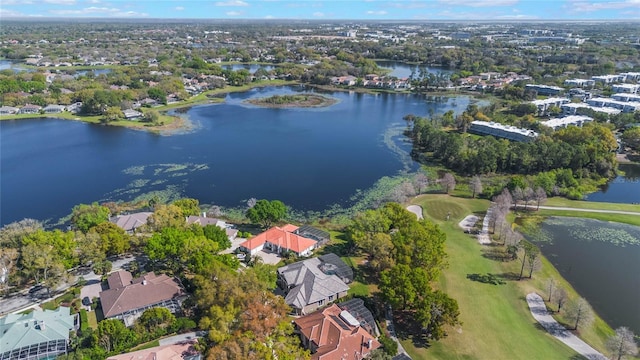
[0,307,77,355]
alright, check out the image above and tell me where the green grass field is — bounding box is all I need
[545,197,640,213]
[404,194,606,360]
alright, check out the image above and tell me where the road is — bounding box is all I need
[0,255,138,316]
[158,331,205,346]
[526,293,607,360]
[536,205,640,216]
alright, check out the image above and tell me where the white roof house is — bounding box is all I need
[542,115,593,130]
[469,121,538,142]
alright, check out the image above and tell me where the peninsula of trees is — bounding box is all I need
[245,94,337,108]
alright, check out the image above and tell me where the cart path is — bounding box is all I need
[526,293,607,360]
[536,205,640,216]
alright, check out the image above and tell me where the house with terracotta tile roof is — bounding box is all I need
[238,225,317,257]
[277,255,350,315]
[294,304,380,360]
[99,270,186,326]
[106,340,201,360]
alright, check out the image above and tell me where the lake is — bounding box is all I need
[585,163,640,204]
[0,60,29,73]
[528,217,640,335]
[0,86,475,225]
[376,60,453,79]
[222,64,276,72]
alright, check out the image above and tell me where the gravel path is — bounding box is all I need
[526,293,607,360]
[406,205,423,220]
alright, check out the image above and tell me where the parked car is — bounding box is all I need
[82,297,92,306]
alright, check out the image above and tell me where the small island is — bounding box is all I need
[245,94,337,108]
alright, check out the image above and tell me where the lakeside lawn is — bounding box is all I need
[545,197,640,213]
[405,194,613,360]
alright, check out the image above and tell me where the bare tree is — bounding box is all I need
[545,278,556,302]
[511,187,524,210]
[413,173,429,194]
[494,188,513,212]
[535,187,548,210]
[553,287,568,313]
[470,176,483,199]
[246,198,257,209]
[518,240,540,280]
[523,187,534,211]
[441,173,456,194]
[606,327,639,360]
[527,253,542,278]
[566,297,594,331]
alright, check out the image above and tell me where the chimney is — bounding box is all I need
[142,280,147,285]
[202,212,206,218]
[367,339,372,348]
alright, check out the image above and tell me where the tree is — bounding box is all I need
[89,222,130,256]
[535,187,548,210]
[470,175,483,198]
[147,204,184,231]
[565,297,594,331]
[621,127,640,150]
[440,173,456,194]
[71,203,110,233]
[246,200,287,228]
[553,287,568,313]
[518,240,540,280]
[75,231,106,267]
[0,218,43,248]
[101,106,123,123]
[96,319,137,353]
[137,307,176,333]
[606,327,638,360]
[545,278,556,302]
[143,109,160,124]
[202,224,231,250]
[413,172,429,194]
[173,198,200,216]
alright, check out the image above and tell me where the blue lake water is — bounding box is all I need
[222,64,276,72]
[376,60,453,79]
[585,163,640,204]
[0,86,474,225]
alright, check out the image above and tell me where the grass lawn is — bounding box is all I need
[545,197,640,213]
[404,194,588,360]
[87,310,98,329]
[536,209,640,227]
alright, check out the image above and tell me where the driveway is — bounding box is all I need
[80,282,104,311]
[221,237,246,254]
[254,250,282,265]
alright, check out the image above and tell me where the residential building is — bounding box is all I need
[564,79,595,88]
[66,102,82,114]
[186,215,238,240]
[592,74,625,84]
[541,115,593,130]
[469,121,538,142]
[0,307,79,360]
[238,225,317,257]
[531,97,570,116]
[612,93,640,103]
[110,212,152,234]
[561,102,622,116]
[43,104,66,113]
[294,225,331,246]
[337,298,379,337]
[106,340,200,360]
[612,84,640,94]
[277,255,351,315]
[525,84,564,96]
[123,109,143,120]
[0,106,19,115]
[99,270,186,326]
[18,104,42,114]
[294,304,380,360]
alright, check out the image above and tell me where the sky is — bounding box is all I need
[1,0,639,20]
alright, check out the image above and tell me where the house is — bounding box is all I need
[293,304,380,360]
[0,307,79,360]
[110,212,152,234]
[238,225,317,257]
[294,225,330,246]
[43,104,66,113]
[337,298,379,336]
[277,255,351,315]
[99,270,186,326]
[18,104,42,114]
[123,109,143,120]
[66,102,82,114]
[186,215,238,240]
[0,106,19,115]
[106,340,200,360]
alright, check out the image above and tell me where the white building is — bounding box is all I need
[592,75,625,84]
[612,84,640,94]
[542,115,593,130]
[531,97,570,116]
[564,79,595,88]
[469,121,538,142]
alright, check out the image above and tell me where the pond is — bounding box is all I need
[0,85,476,226]
[375,60,453,79]
[528,217,640,335]
[0,59,29,73]
[585,163,640,204]
[222,64,276,73]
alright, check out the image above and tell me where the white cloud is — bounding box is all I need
[215,0,248,6]
[438,0,519,7]
[565,0,640,12]
[49,6,147,16]
[1,0,33,4]
[366,10,388,15]
[0,7,26,16]
[496,14,539,19]
[44,0,76,4]
[312,11,324,17]
[387,2,428,9]
[264,14,274,18]
[175,6,184,10]
[226,10,243,15]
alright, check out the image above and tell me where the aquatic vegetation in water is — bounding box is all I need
[128,179,150,188]
[122,165,145,176]
[382,123,414,172]
[545,217,640,247]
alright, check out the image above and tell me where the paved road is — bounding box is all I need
[536,205,640,216]
[385,306,412,359]
[526,293,607,360]
[158,332,204,346]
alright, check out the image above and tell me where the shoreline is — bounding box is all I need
[244,94,338,108]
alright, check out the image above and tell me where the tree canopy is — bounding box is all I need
[246,199,287,228]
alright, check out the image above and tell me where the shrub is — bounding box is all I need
[378,333,398,356]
